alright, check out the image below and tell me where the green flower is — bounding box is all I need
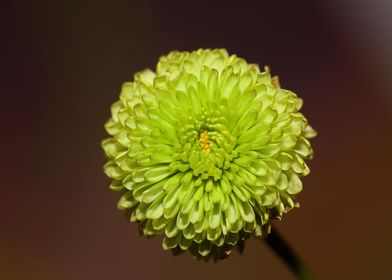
[102,49,316,260]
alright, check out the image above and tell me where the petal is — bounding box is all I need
[183,224,196,239]
[162,235,180,250]
[190,201,204,224]
[144,166,174,183]
[176,211,190,230]
[209,203,221,229]
[165,218,180,238]
[146,195,164,219]
[287,172,303,194]
[238,200,255,223]
[117,191,138,210]
[198,240,213,256]
[179,234,193,250]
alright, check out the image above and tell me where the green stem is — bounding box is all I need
[265,226,316,280]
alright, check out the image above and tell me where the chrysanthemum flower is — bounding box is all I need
[102,49,316,260]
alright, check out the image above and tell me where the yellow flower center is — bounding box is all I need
[199,131,211,154]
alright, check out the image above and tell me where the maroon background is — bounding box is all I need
[2,1,392,279]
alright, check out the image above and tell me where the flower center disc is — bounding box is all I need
[199,131,211,154]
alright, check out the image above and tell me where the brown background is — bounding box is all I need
[2,0,392,279]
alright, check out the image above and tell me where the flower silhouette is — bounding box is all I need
[102,49,316,260]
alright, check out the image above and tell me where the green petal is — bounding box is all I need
[207,226,222,241]
[198,240,213,256]
[249,160,268,176]
[179,234,193,250]
[141,182,164,203]
[260,190,278,206]
[152,216,169,231]
[209,203,221,229]
[226,194,240,224]
[164,202,181,219]
[104,161,126,180]
[277,173,289,191]
[135,203,149,220]
[163,186,180,210]
[287,172,303,194]
[295,136,312,158]
[109,180,125,191]
[117,191,138,210]
[165,218,180,238]
[190,201,204,224]
[232,185,250,202]
[183,224,196,239]
[226,232,239,246]
[146,195,164,219]
[177,211,190,230]
[144,166,174,183]
[238,201,255,223]
[162,235,179,250]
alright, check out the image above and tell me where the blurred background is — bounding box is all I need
[1,0,392,279]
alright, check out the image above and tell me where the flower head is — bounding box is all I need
[102,49,316,260]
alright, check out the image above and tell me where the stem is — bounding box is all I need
[265,226,316,280]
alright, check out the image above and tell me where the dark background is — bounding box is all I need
[2,0,392,279]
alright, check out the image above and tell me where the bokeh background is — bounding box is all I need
[2,0,392,279]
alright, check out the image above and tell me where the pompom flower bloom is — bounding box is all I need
[102,49,316,260]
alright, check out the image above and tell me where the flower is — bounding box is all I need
[102,49,316,260]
